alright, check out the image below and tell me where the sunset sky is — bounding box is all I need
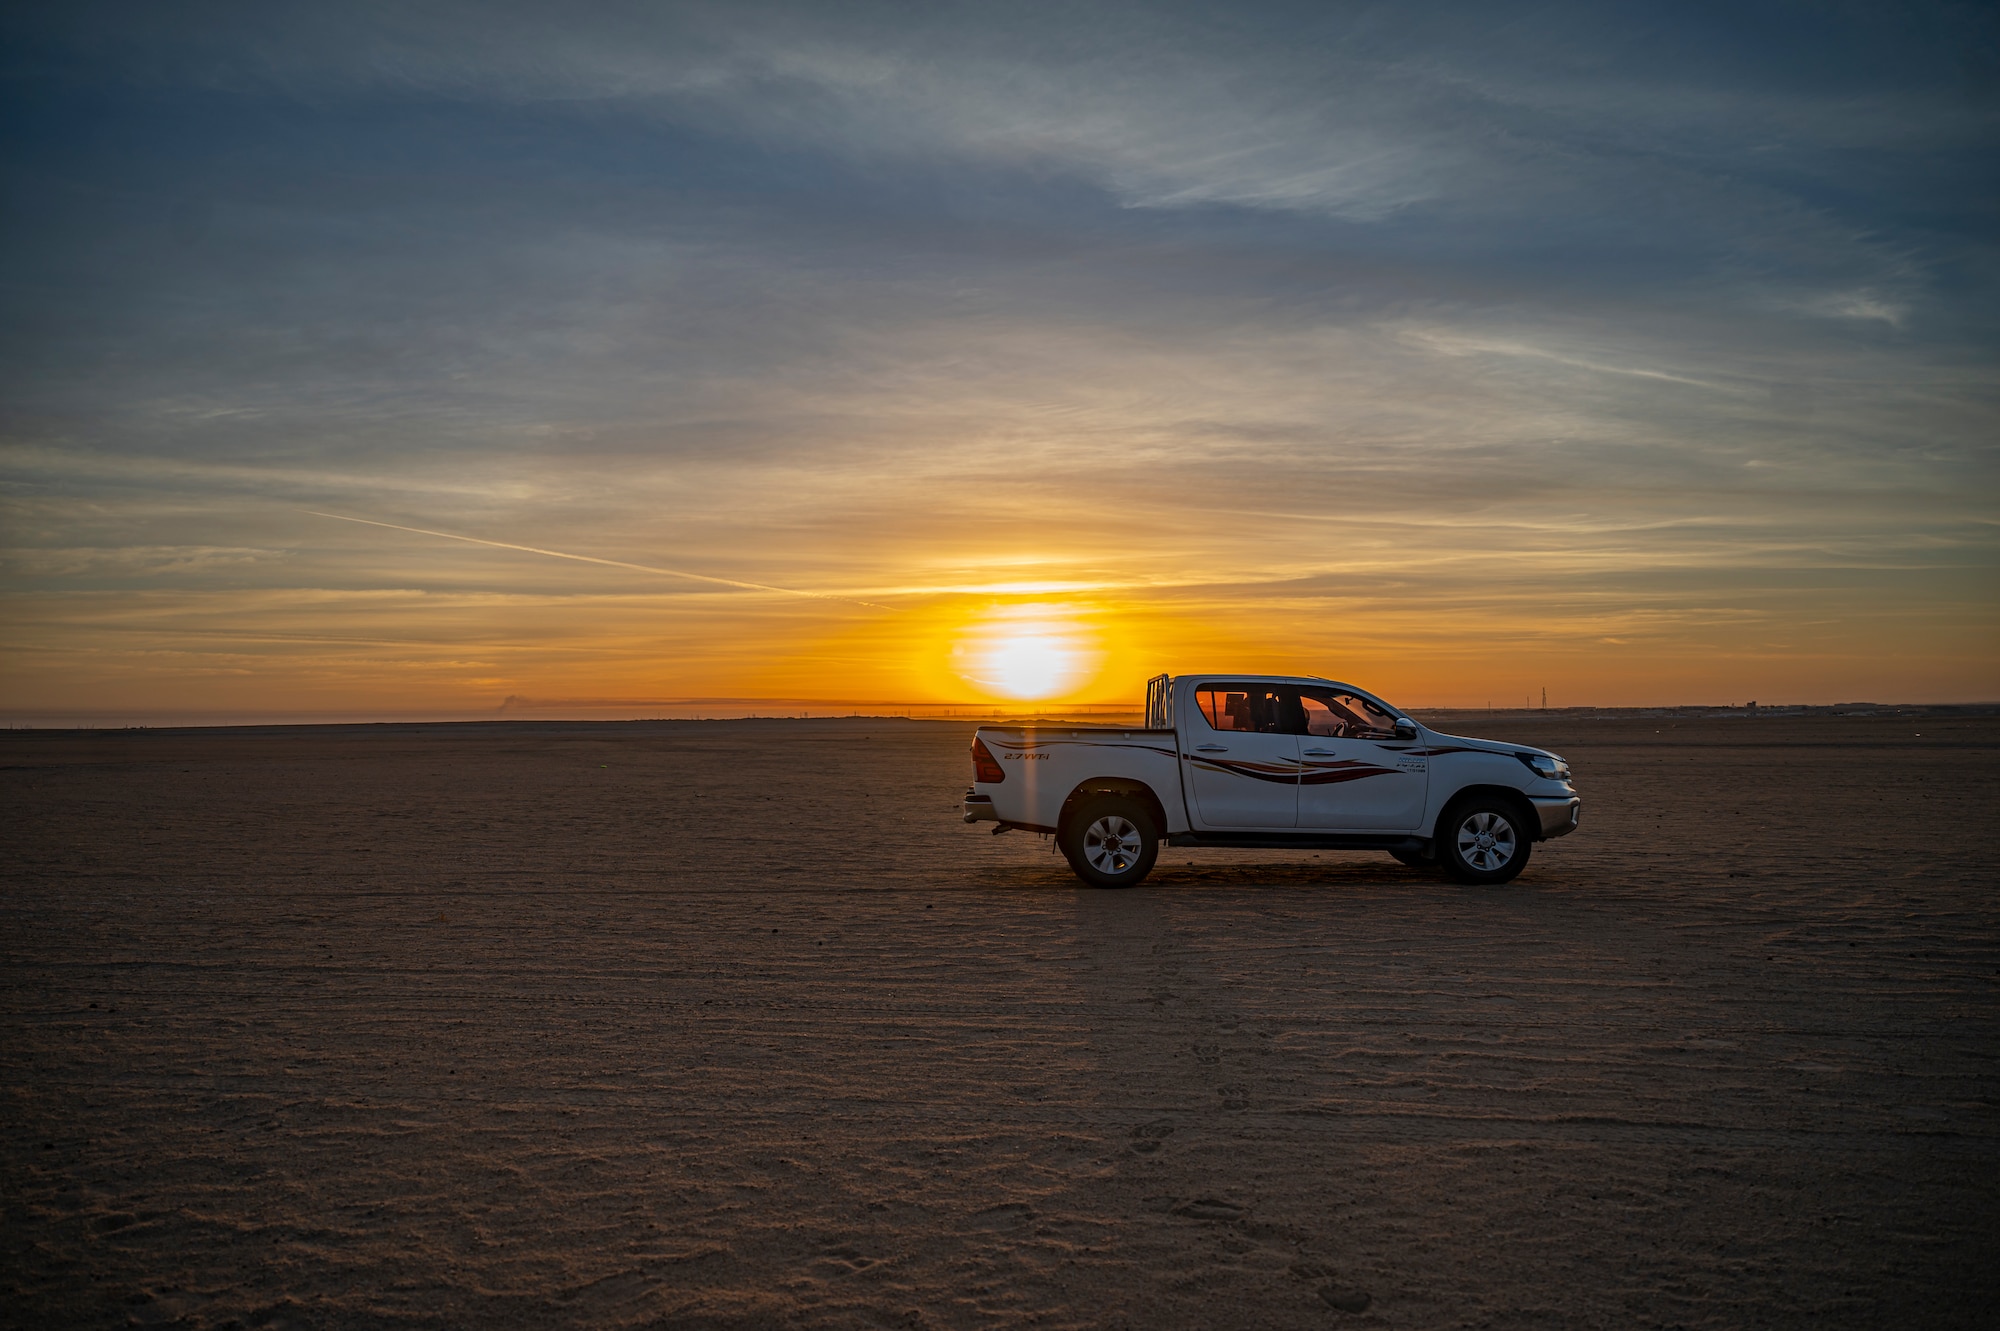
[3,2,1995,719]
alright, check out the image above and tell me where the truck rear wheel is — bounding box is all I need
[1060,795,1159,889]
[1439,798,1532,885]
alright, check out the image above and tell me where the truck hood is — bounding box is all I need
[1421,728,1562,762]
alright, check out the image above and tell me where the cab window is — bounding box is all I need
[1299,690,1398,740]
[1196,685,1294,733]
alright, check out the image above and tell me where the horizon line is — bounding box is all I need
[4,698,1994,734]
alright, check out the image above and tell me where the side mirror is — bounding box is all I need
[1393,717,1418,740]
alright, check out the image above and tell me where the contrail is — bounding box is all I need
[303,511,883,608]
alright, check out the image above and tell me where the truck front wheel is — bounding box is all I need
[1439,798,1533,885]
[1060,795,1160,889]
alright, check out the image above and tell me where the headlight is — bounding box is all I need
[1516,752,1571,781]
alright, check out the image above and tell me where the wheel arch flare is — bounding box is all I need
[1435,783,1541,841]
[1058,777,1169,841]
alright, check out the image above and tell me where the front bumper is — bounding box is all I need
[1532,794,1580,839]
[963,788,997,823]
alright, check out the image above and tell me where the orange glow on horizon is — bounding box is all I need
[4,505,1993,721]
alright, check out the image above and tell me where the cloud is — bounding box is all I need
[0,545,281,578]
[0,1,1994,708]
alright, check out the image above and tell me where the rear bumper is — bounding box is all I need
[1532,795,1580,839]
[963,788,998,823]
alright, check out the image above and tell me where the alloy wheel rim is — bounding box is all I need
[1083,815,1141,874]
[1456,811,1517,871]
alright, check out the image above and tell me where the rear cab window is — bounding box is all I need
[1196,685,1301,734]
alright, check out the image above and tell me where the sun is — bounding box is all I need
[986,631,1080,699]
[950,603,1100,701]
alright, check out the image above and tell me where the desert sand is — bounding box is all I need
[3,714,1996,1329]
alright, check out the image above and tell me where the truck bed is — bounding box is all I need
[970,725,1186,834]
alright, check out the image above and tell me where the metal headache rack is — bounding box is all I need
[1145,674,1174,731]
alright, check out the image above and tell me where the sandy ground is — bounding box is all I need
[3,714,1996,1330]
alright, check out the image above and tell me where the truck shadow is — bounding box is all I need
[966,855,1468,892]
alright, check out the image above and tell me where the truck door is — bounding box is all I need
[1294,688,1427,831]
[1182,684,1300,828]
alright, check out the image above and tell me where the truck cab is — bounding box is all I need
[964,673,1579,887]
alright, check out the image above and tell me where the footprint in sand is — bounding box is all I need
[1292,1263,1372,1313]
[968,1202,1034,1230]
[1130,1120,1176,1153]
[1172,1198,1243,1221]
[816,1243,879,1272]
[1318,1284,1372,1313]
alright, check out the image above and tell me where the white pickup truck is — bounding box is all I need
[963,673,1579,887]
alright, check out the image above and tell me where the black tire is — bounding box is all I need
[1438,797,1533,885]
[1059,795,1160,889]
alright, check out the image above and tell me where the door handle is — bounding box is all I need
[1302,748,1336,756]
[1194,744,1228,752]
